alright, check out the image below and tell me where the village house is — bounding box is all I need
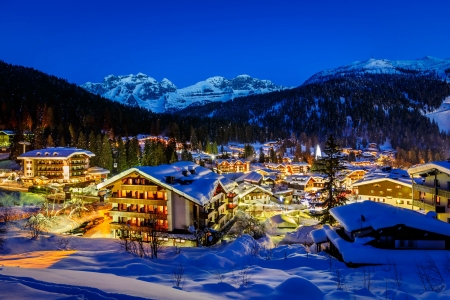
[17,147,104,184]
[351,168,419,209]
[408,161,450,222]
[97,162,238,245]
[215,158,250,173]
[311,201,450,264]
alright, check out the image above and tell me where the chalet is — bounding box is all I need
[351,168,419,209]
[332,201,450,250]
[0,130,15,148]
[97,162,237,244]
[17,147,100,183]
[265,162,310,176]
[215,159,250,173]
[311,201,450,264]
[232,182,273,206]
[255,168,282,181]
[338,168,367,188]
[408,161,450,222]
[285,175,316,192]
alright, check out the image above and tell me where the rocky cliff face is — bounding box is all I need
[81,73,289,113]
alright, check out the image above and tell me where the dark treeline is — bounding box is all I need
[179,73,450,165]
[1,60,450,168]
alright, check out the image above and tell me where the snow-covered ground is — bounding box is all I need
[2,216,450,299]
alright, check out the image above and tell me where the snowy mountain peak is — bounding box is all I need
[82,74,289,113]
[304,57,450,84]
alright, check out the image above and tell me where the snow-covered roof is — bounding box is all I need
[235,171,263,184]
[18,147,95,159]
[265,214,298,228]
[98,162,228,206]
[87,167,110,175]
[330,201,450,237]
[408,161,450,176]
[352,168,414,187]
[233,182,273,198]
[310,227,327,244]
[0,130,15,135]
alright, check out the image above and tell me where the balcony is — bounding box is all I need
[110,222,168,232]
[412,199,437,212]
[217,214,227,222]
[109,208,167,220]
[108,197,166,206]
[412,183,436,194]
[120,184,160,192]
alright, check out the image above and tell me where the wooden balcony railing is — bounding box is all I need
[120,184,160,192]
[108,197,166,206]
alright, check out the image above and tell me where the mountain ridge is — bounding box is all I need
[304,56,450,85]
[81,74,290,113]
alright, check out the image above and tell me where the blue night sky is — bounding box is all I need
[1,0,449,88]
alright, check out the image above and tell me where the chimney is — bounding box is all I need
[165,176,175,184]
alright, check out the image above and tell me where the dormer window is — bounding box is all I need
[45,152,49,156]
[53,152,58,156]
[36,152,41,156]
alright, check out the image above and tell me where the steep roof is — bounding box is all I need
[352,168,415,187]
[408,161,450,176]
[330,201,450,237]
[18,147,95,159]
[98,162,228,206]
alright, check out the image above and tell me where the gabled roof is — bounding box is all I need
[408,161,450,176]
[235,171,263,184]
[353,168,415,187]
[331,201,450,237]
[233,182,273,198]
[0,130,15,135]
[97,162,227,206]
[18,147,95,159]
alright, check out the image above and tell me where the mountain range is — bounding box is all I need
[305,56,450,84]
[81,74,289,113]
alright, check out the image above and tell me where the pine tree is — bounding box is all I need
[170,151,177,164]
[314,135,347,225]
[259,147,265,163]
[88,131,98,166]
[269,147,276,163]
[117,137,127,172]
[98,135,113,171]
[47,134,55,147]
[126,137,140,168]
[76,131,87,150]
[141,140,152,166]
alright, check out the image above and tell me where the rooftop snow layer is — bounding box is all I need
[330,201,450,236]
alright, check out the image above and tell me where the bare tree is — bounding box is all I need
[415,254,444,292]
[231,213,265,240]
[0,194,16,224]
[0,224,7,251]
[360,266,374,291]
[24,213,50,239]
[172,263,186,289]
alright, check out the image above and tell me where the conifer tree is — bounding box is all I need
[259,147,265,163]
[126,137,141,168]
[76,131,87,150]
[117,137,127,172]
[47,134,55,147]
[269,147,276,163]
[170,151,177,164]
[141,140,152,166]
[314,135,347,225]
[98,135,113,171]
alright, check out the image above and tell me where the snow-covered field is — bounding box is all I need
[2,217,450,299]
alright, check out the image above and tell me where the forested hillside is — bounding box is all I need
[178,73,450,163]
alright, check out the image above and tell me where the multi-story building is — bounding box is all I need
[17,147,98,183]
[265,162,310,176]
[215,159,250,173]
[97,162,238,244]
[352,168,419,209]
[408,161,450,222]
